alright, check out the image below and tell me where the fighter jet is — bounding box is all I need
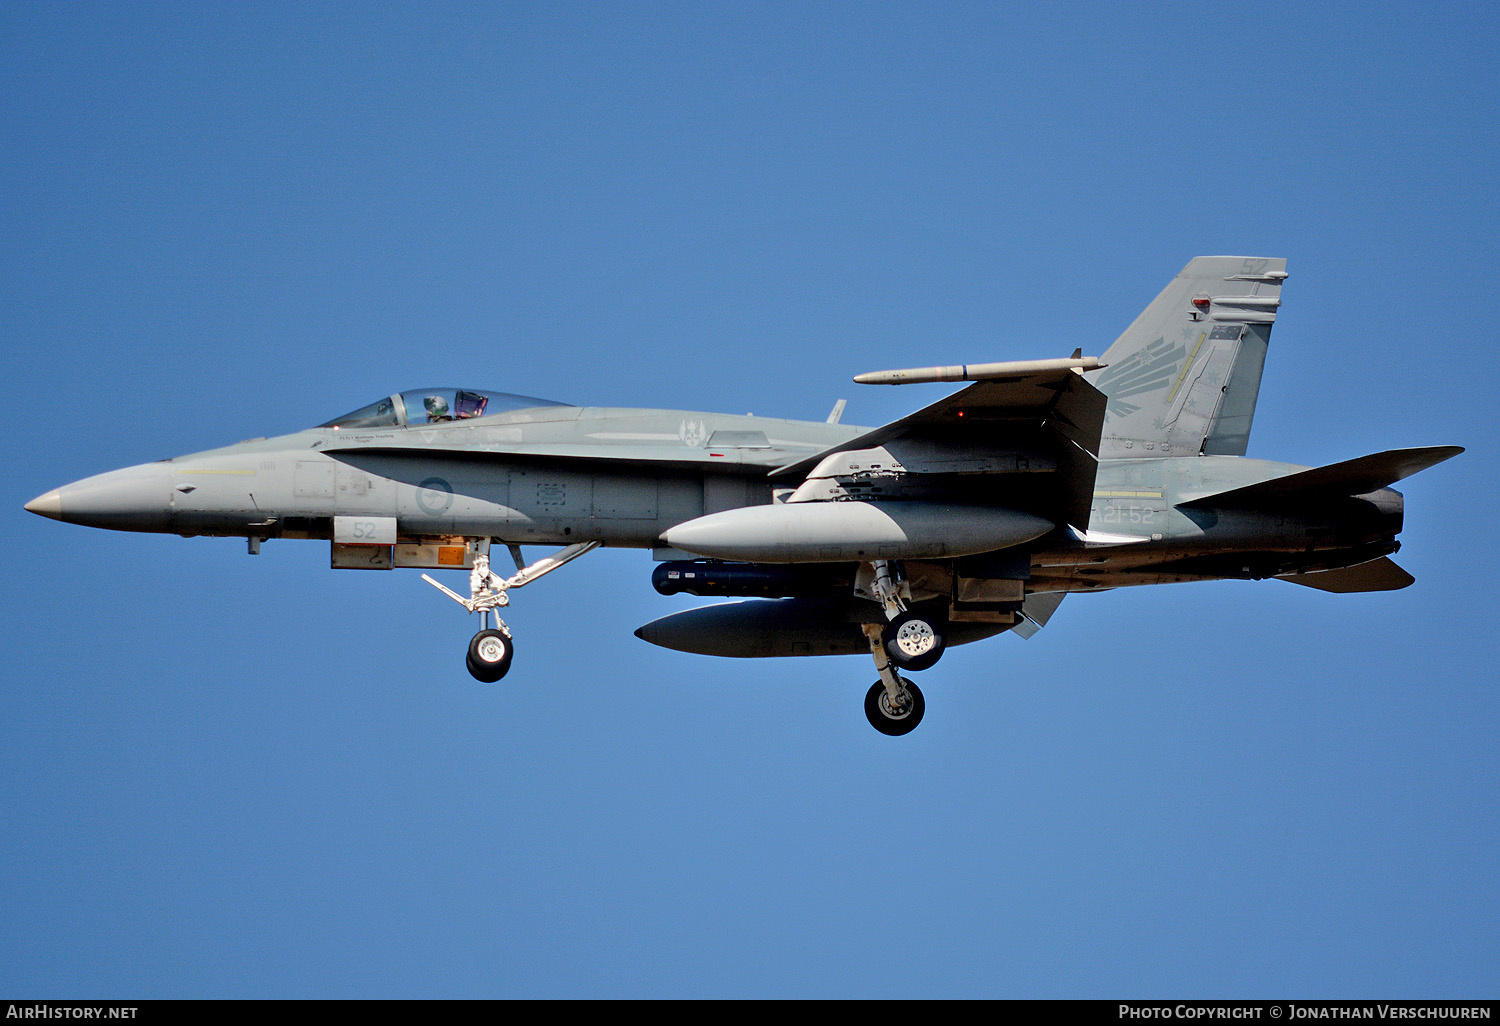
[26,257,1461,734]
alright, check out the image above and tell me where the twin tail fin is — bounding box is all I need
[1087,256,1286,459]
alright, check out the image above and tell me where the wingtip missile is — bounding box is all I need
[853,356,1103,385]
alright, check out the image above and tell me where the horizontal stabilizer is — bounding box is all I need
[1277,557,1414,593]
[1178,446,1463,509]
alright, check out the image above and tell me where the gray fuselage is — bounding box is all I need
[39,400,1400,592]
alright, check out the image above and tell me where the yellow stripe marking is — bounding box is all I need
[1165,331,1208,405]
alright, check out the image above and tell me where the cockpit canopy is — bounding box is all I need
[320,389,571,430]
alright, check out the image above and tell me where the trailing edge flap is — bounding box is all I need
[1177,446,1463,509]
[1277,557,1414,593]
[770,368,1107,527]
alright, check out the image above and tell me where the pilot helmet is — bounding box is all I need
[423,395,450,419]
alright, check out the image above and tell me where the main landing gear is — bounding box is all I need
[885,609,945,672]
[423,539,599,683]
[860,559,946,735]
[862,620,927,736]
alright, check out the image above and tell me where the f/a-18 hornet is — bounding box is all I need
[27,257,1461,734]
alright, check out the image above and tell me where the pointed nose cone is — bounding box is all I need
[24,463,172,532]
[24,489,64,520]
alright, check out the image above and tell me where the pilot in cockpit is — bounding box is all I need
[423,395,451,422]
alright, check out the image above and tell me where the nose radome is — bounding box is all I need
[24,463,172,532]
[24,489,63,519]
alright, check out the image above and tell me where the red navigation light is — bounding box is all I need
[1192,294,1212,310]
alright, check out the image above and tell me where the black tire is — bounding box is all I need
[883,611,946,672]
[466,628,513,682]
[466,652,504,683]
[865,678,925,736]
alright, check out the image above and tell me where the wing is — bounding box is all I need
[771,364,1107,530]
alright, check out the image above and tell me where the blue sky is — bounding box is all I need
[2,2,1495,998]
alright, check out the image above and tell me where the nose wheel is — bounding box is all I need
[466,628,514,683]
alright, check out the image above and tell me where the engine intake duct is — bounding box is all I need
[652,561,852,598]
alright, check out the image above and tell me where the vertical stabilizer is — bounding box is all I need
[1086,256,1285,459]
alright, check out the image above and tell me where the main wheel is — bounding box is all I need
[865,678,925,736]
[466,628,514,683]
[884,610,945,671]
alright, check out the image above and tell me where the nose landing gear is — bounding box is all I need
[423,539,599,683]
